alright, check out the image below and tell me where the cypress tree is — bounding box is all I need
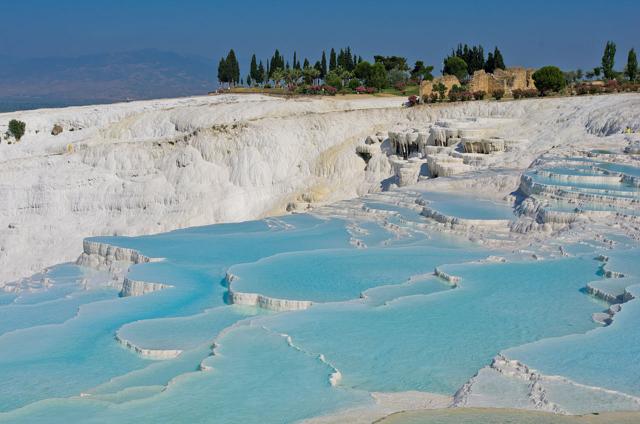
[257,61,265,84]
[270,49,285,78]
[225,49,240,84]
[484,52,495,73]
[217,57,227,84]
[329,48,337,71]
[493,47,505,70]
[601,41,617,80]
[293,52,299,69]
[250,54,259,82]
[321,51,327,77]
[626,48,638,81]
[303,58,310,68]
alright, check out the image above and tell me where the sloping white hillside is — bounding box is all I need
[1,93,639,285]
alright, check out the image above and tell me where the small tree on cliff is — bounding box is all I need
[8,119,26,141]
[532,66,566,96]
[601,41,617,80]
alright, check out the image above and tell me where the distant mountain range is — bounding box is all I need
[0,49,216,112]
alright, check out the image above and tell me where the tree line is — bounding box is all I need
[216,41,638,93]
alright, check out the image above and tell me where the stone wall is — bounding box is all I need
[469,67,536,96]
[420,75,461,98]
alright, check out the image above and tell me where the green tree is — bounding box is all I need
[249,54,259,82]
[270,49,285,78]
[367,62,388,89]
[373,55,408,72]
[217,57,228,84]
[271,68,285,87]
[411,60,434,81]
[601,41,617,80]
[293,51,298,69]
[484,52,495,73]
[443,56,468,81]
[325,70,342,89]
[246,75,252,86]
[433,82,446,101]
[302,67,320,85]
[8,119,26,141]
[321,51,327,77]
[303,58,310,69]
[257,61,265,84]
[593,67,601,78]
[329,48,337,71]
[625,48,638,81]
[450,43,485,75]
[225,49,240,85]
[354,61,372,82]
[532,66,566,95]
[493,47,505,70]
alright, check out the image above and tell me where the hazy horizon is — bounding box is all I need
[1,0,638,110]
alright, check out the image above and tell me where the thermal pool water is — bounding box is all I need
[1,166,639,423]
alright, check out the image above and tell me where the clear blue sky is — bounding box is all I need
[1,0,638,74]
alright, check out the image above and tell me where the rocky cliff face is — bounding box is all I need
[0,94,405,284]
[1,93,638,285]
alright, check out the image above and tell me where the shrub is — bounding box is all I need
[524,88,539,98]
[433,82,446,100]
[532,66,566,96]
[512,88,524,99]
[473,90,486,100]
[492,89,505,100]
[365,87,376,94]
[394,81,406,92]
[459,91,473,101]
[448,91,459,102]
[355,85,367,94]
[322,85,337,95]
[8,120,26,141]
[603,79,619,93]
[429,92,439,103]
[407,95,419,107]
[348,79,360,91]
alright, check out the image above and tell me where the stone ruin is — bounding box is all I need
[419,75,461,99]
[468,67,536,96]
[419,67,536,99]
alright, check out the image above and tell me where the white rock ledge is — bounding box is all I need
[120,277,172,297]
[225,272,312,312]
[421,206,511,231]
[115,334,182,360]
[76,240,153,270]
[433,267,461,285]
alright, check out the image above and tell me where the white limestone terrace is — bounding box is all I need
[2,92,640,288]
